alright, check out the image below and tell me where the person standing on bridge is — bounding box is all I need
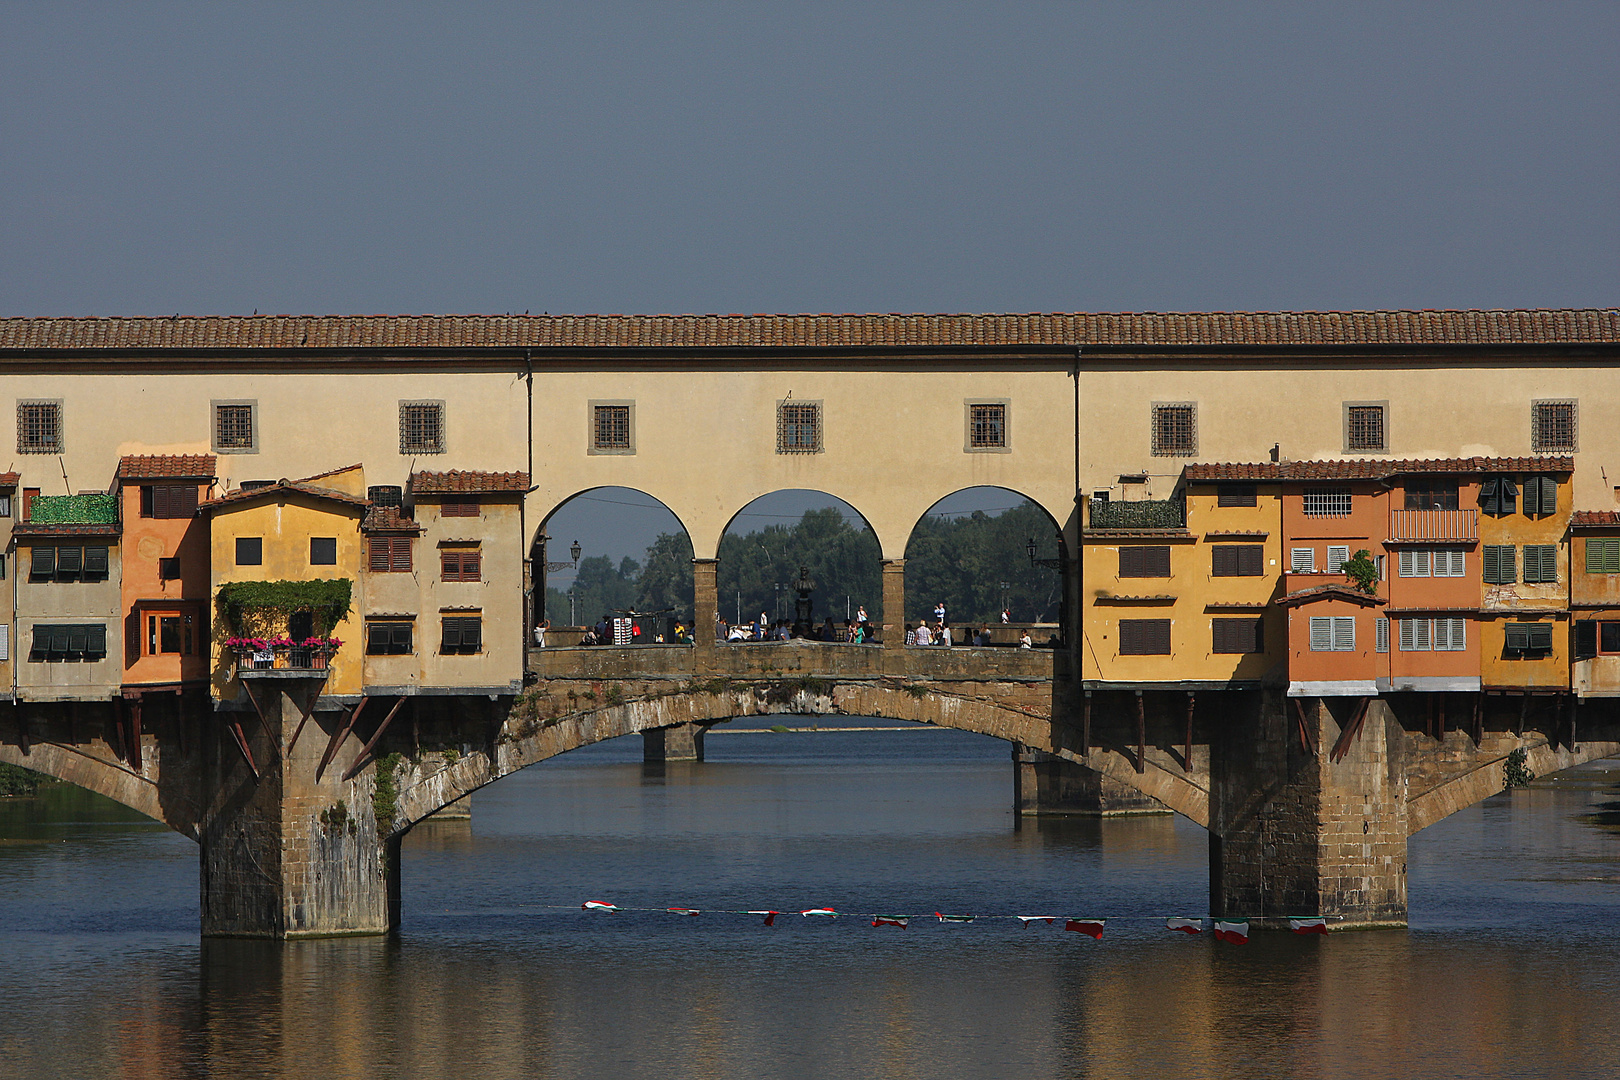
[856,605,868,627]
[934,601,947,626]
[535,619,549,648]
[914,622,932,646]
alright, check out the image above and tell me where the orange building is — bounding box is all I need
[116,455,216,693]
[1569,510,1620,698]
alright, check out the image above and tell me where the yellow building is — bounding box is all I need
[200,465,367,702]
[1476,462,1574,692]
[1080,471,1284,687]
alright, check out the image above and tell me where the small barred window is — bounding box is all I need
[1532,400,1577,453]
[17,401,62,454]
[594,405,631,450]
[214,403,255,452]
[399,402,445,454]
[777,402,822,454]
[1150,404,1196,457]
[1302,488,1353,516]
[968,403,1006,449]
[1345,404,1386,452]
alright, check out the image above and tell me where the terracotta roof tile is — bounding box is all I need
[410,470,530,494]
[13,521,121,538]
[117,454,217,479]
[1184,457,1575,482]
[0,309,1615,352]
[362,505,422,533]
[1276,584,1386,607]
[199,480,368,512]
[0,472,17,486]
[1570,511,1620,528]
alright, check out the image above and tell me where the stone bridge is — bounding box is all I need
[3,643,1616,938]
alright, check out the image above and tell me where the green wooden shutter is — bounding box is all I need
[86,623,106,657]
[1527,624,1552,651]
[1575,621,1599,659]
[1480,478,1500,515]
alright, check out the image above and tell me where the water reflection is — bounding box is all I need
[0,727,1617,1079]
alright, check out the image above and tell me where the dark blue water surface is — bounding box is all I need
[1,718,1617,1079]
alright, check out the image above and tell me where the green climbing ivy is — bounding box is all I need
[1342,549,1380,595]
[218,579,352,635]
[371,753,404,823]
[1503,748,1536,788]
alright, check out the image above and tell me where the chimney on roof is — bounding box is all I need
[1270,443,1285,463]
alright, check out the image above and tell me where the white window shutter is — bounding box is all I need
[1292,548,1315,573]
[1414,550,1431,577]
[0,623,8,661]
[1327,546,1349,573]
[1399,550,1414,577]
[1333,616,1355,651]
[1413,618,1431,650]
[1309,617,1332,651]
[1399,618,1414,651]
[1445,550,1464,576]
[1376,617,1389,653]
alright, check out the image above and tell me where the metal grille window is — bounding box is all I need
[367,536,413,573]
[1211,618,1263,654]
[366,621,414,655]
[214,403,256,452]
[1301,489,1352,516]
[967,403,1006,449]
[1118,619,1171,655]
[777,402,822,453]
[1585,538,1620,574]
[29,623,107,662]
[1522,544,1557,584]
[1345,404,1386,452]
[1150,403,1197,457]
[441,616,482,654]
[1483,545,1517,584]
[399,402,445,454]
[17,401,62,454]
[1532,400,1577,452]
[593,405,632,450]
[1118,546,1171,578]
[1211,545,1264,576]
[1308,616,1356,651]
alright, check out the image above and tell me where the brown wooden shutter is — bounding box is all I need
[1212,547,1236,576]
[369,538,390,572]
[1148,547,1170,577]
[1239,545,1263,576]
[390,537,412,572]
[1119,548,1142,577]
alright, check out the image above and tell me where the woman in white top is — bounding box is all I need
[938,623,952,647]
[1019,631,1033,649]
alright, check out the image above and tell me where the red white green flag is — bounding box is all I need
[872,916,909,928]
[582,901,620,912]
[666,907,700,916]
[935,912,975,923]
[1065,919,1105,939]
[800,908,838,918]
[1165,918,1202,934]
[1213,920,1249,944]
[748,910,778,926]
[1017,916,1057,926]
[1290,917,1328,935]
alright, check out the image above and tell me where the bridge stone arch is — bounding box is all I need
[533,485,698,629]
[388,676,1212,833]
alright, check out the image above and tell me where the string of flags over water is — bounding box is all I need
[573,902,1335,941]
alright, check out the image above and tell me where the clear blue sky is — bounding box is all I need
[4,2,1615,569]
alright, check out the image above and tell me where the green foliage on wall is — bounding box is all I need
[217,579,353,635]
[1342,549,1380,594]
[28,493,119,524]
[0,763,45,797]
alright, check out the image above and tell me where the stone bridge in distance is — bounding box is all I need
[6,641,1616,938]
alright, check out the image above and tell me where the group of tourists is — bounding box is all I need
[538,601,1037,649]
[904,601,1034,649]
[717,604,877,644]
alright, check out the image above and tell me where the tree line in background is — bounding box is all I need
[544,501,1061,629]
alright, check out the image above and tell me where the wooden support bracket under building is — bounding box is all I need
[284,691,321,758]
[1135,690,1145,774]
[225,718,259,781]
[17,702,28,755]
[1329,697,1371,764]
[126,696,143,773]
[1293,696,1317,757]
[1081,691,1091,757]
[342,696,408,782]
[1184,692,1195,772]
[1518,692,1529,736]
[316,697,368,781]
[1472,694,1483,746]
[240,682,278,758]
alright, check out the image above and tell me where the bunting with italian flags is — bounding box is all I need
[748,910,778,926]
[1065,919,1105,939]
[666,907,700,916]
[872,916,909,928]
[1290,917,1328,935]
[800,908,838,918]
[1166,918,1203,934]
[935,912,975,923]
[582,901,620,912]
[1213,920,1250,944]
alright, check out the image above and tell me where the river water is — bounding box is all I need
[1,719,1617,1079]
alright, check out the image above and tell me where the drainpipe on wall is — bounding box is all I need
[522,349,534,683]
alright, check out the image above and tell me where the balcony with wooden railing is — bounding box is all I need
[1388,509,1478,543]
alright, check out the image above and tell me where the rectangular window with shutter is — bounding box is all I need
[29,546,55,580]
[441,547,482,582]
[440,497,480,518]
[1308,616,1355,651]
[1118,546,1171,578]
[1291,548,1315,573]
[1479,477,1518,516]
[1217,483,1257,507]
[1585,538,1620,574]
[368,536,413,573]
[440,615,482,654]
[1433,549,1464,577]
[1376,617,1389,653]
[1504,622,1553,657]
[1483,545,1517,584]
[1433,617,1466,651]
[1327,545,1350,573]
[83,546,108,580]
[1118,619,1172,655]
[366,621,414,655]
[1399,618,1432,651]
[28,622,107,662]
[1398,550,1432,577]
[1211,545,1264,577]
[55,546,82,578]
[1522,475,1559,517]
[1522,545,1557,584]
[1211,618,1263,654]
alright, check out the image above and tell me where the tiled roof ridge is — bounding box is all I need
[1570,510,1620,527]
[1185,456,1576,480]
[1277,584,1387,607]
[293,463,363,485]
[1,308,1618,350]
[410,469,530,494]
[362,504,422,532]
[200,479,368,510]
[116,453,218,479]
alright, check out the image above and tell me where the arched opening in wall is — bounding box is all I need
[535,487,695,643]
[903,487,1065,648]
[716,490,882,640]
